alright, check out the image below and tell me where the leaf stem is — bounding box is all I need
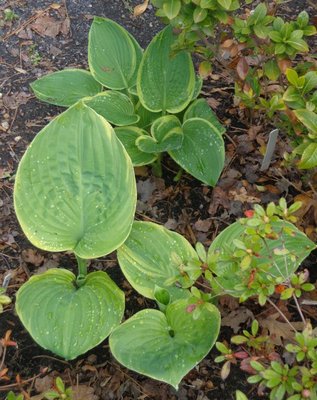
[76,255,88,287]
[152,153,163,177]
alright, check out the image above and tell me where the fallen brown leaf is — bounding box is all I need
[134,0,149,17]
[260,313,304,346]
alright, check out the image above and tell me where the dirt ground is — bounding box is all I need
[0,0,317,399]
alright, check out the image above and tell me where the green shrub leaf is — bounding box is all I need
[169,118,225,186]
[84,91,139,126]
[30,69,102,107]
[298,142,317,169]
[14,103,136,259]
[208,221,315,296]
[117,221,199,300]
[88,17,142,89]
[137,26,195,113]
[109,299,220,389]
[16,269,124,360]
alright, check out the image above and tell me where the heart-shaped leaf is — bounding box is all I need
[109,299,220,389]
[117,221,199,300]
[184,99,226,135]
[14,103,136,259]
[16,269,125,360]
[88,17,142,90]
[136,115,183,153]
[137,26,195,113]
[115,126,158,166]
[84,91,139,126]
[208,220,316,296]
[30,69,102,107]
[134,102,162,129]
[169,118,225,186]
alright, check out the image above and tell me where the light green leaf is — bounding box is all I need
[163,0,181,19]
[207,220,316,296]
[263,60,280,81]
[236,390,248,400]
[286,38,309,52]
[109,299,220,389]
[303,71,317,94]
[193,7,207,23]
[298,142,317,169]
[16,269,124,360]
[30,69,102,107]
[217,0,232,10]
[169,118,225,186]
[183,99,226,135]
[136,115,183,153]
[286,68,299,86]
[115,126,158,166]
[249,3,267,25]
[137,26,195,113]
[294,109,317,133]
[88,17,142,89]
[84,91,139,126]
[117,221,199,300]
[134,102,162,129]
[14,103,136,259]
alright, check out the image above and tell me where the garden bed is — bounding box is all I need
[0,0,317,399]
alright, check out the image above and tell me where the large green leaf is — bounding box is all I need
[16,269,124,360]
[115,126,158,166]
[30,69,102,107]
[109,299,220,389]
[169,118,225,186]
[136,115,183,153]
[208,220,316,296]
[84,91,139,126]
[88,17,142,90]
[183,99,226,135]
[117,221,199,300]
[137,26,195,113]
[14,103,136,259]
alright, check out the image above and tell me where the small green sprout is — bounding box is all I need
[44,377,72,400]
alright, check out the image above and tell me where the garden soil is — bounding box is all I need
[0,0,317,399]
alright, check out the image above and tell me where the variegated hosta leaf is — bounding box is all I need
[114,126,158,166]
[208,220,316,296]
[192,75,203,100]
[88,17,142,90]
[14,103,136,259]
[136,115,183,153]
[84,91,139,126]
[169,118,225,186]
[134,102,162,129]
[16,269,125,360]
[117,221,199,300]
[30,69,102,107]
[184,99,226,135]
[109,299,221,389]
[137,26,195,113]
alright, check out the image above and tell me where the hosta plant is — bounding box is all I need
[110,199,315,387]
[30,17,225,186]
[14,102,137,360]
